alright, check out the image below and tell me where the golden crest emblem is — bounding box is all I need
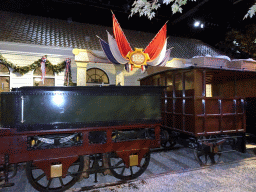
[126,48,150,68]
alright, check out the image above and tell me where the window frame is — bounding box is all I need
[86,68,109,85]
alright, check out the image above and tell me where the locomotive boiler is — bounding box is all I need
[0,86,164,191]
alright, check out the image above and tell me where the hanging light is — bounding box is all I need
[194,21,204,28]
[194,21,200,27]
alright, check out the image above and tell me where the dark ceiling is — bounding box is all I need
[1,0,255,47]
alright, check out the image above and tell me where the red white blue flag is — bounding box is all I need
[99,37,120,64]
[98,12,170,73]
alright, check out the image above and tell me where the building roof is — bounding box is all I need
[0,11,224,59]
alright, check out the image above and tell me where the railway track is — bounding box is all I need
[1,144,255,192]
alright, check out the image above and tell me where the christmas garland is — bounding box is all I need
[0,54,73,86]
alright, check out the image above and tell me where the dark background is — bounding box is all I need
[0,0,255,48]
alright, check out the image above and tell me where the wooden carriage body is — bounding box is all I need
[140,67,256,137]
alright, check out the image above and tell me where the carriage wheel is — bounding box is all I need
[108,152,150,180]
[194,148,221,166]
[161,140,176,148]
[160,130,176,149]
[25,156,84,192]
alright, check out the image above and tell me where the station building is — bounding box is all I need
[0,11,255,91]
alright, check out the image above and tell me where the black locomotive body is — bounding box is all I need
[0,86,164,191]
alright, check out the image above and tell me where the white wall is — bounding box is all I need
[124,68,148,86]
[0,41,150,87]
[0,53,68,89]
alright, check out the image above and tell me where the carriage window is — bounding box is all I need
[152,75,161,86]
[166,73,173,94]
[174,73,182,97]
[159,76,165,86]
[33,67,55,86]
[0,64,10,92]
[146,77,154,85]
[153,78,159,85]
[206,84,212,97]
[185,72,194,96]
[86,68,109,84]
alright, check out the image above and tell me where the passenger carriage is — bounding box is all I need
[140,66,256,165]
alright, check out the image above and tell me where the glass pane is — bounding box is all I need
[209,71,235,97]
[0,77,10,92]
[185,71,194,96]
[159,76,165,86]
[87,68,109,84]
[174,73,182,97]
[34,67,54,76]
[206,84,212,97]
[0,64,9,74]
[87,68,94,76]
[166,73,173,97]
[33,78,55,86]
[195,70,204,97]
[152,75,160,86]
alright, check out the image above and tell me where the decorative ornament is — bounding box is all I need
[125,63,133,73]
[0,54,73,85]
[40,56,47,84]
[98,12,171,73]
[141,65,147,73]
[64,58,71,86]
[126,48,150,68]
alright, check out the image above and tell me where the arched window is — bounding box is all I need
[33,67,55,86]
[86,68,109,85]
[0,64,10,92]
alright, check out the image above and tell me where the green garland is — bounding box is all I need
[0,54,74,86]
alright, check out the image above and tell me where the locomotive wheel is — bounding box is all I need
[25,156,84,192]
[194,149,221,166]
[108,152,150,180]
